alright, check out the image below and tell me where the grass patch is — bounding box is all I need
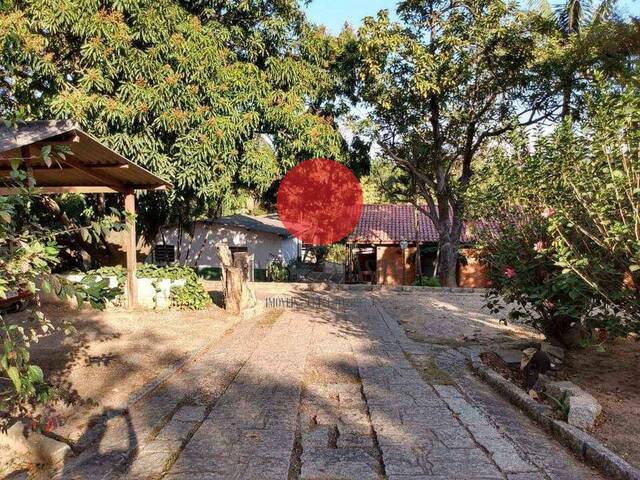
[257,309,283,327]
[405,352,455,385]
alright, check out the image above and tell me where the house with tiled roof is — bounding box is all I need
[345,204,493,287]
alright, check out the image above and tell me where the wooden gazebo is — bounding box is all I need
[0,120,172,308]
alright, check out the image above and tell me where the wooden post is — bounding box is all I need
[124,189,137,309]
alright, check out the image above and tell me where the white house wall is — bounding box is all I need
[153,223,300,269]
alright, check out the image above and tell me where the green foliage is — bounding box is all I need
[0,0,350,231]
[479,212,596,342]
[548,77,640,333]
[475,74,640,343]
[325,243,348,264]
[414,277,441,287]
[86,264,211,310]
[360,159,410,204]
[354,0,559,286]
[266,257,289,282]
[544,390,571,420]
[170,279,211,310]
[0,159,125,427]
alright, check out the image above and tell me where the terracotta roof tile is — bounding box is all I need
[347,204,496,244]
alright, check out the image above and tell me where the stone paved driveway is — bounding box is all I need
[59,291,605,480]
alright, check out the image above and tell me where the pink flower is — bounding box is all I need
[45,417,55,433]
[541,207,556,218]
[504,267,517,279]
[533,241,546,253]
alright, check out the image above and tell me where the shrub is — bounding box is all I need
[473,75,640,343]
[479,212,597,344]
[546,79,639,334]
[414,276,441,287]
[170,280,211,310]
[326,244,348,264]
[0,157,125,428]
[85,264,211,310]
[266,257,289,282]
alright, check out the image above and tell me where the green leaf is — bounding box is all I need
[6,366,21,393]
[27,365,44,384]
[41,145,52,167]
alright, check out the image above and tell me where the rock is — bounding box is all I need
[543,380,585,400]
[520,348,538,370]
[540,342,565,361]
[0,421,71,464]
[539,379,603,430]
[568,394,602,430]
[495,349,523,368]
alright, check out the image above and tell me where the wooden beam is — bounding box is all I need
[0,186,125,195]
[59,157,126,189]
[131,184,170,191]
[0,164,129,172]
[33,134,80,145]
[124,189,138,309]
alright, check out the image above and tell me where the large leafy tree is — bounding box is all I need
[0,0,349,236]
[356,0,559,286]
[531,0,621,118]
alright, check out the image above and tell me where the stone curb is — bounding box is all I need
[471,358,640,480]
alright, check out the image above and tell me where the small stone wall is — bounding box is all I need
[253,282,486,295]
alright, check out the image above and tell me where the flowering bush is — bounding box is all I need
[474,75,640,345]
[479,211,596,344]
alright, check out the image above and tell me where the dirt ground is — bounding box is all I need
[559,338,640,468]
[8,301,235,447]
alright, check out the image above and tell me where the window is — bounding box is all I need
[154,244,175,265]
[229,246,248,254]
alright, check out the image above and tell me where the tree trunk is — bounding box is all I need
[437,240,458,287]
[215,243,256,314]
[435,200,464,288]
[561,74,573,119]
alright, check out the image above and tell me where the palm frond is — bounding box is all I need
[593,0,618,24]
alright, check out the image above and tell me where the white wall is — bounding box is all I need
[153,222,300,269]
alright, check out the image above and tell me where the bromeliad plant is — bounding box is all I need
[266,256,290,282]
[0,156,124,429]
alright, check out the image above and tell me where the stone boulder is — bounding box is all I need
[538,377,602,430]
[568,394,603,430]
